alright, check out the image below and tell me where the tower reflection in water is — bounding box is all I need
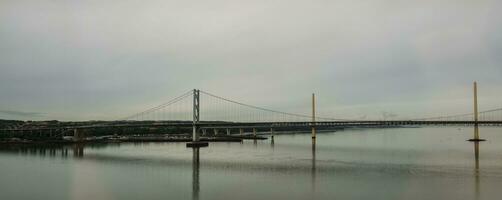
[311,138,316,194]
[192,147,200,200]
[474,140,480,200]
[471,124,483,200]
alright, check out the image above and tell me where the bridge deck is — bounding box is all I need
[2,121,502,131]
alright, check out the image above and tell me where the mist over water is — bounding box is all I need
[1,127,501,200]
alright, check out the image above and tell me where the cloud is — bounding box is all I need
[0,110,44,117]
[0,0,501,120]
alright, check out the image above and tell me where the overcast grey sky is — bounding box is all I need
[1,0,501,121]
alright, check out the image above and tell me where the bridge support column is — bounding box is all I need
[239,128,244,136]
[202,129,207,136]
[73,129,85,142]
[253,128,257,137]
[213,129,219,136]
[226,129,230,136]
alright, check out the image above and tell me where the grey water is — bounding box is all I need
[1,127,502,200]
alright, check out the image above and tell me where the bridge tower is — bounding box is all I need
[474,81,478,123]
[193,89,200,141]
[311,93,316,140]
[469,82,485,142]
[187,89,208,148]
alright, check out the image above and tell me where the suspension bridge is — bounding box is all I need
[1,82,501,143]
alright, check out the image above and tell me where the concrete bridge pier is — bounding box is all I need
[226,129,231,136]
[202,129,207,136]
[73,129,85,142]
[468,125,486,142]
[474,125,480,140]
[253,128,257,137]
[213,129,219,136]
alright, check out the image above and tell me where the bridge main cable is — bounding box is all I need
[121,90,193,121]
[198,90,351,121]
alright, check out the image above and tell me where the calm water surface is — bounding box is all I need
[1,127,502,200]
